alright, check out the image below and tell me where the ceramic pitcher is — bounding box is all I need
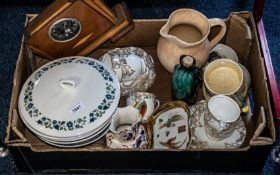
[157,9,226,73]
[106,106,149,149]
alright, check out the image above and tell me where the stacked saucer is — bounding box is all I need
[18,56,120,148]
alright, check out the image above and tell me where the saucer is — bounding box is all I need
[189,100,246,150]
[210,44,239,62]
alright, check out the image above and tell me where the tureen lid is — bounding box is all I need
[18,56,120,138]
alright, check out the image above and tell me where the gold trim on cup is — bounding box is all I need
[204,95,241,141]
[146,101,190,148]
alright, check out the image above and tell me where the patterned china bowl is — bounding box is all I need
[99,47,156,96]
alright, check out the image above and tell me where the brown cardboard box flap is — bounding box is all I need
[227,12,275,144]
[5,35,30,144]
[225,14,253,66]
[6,109,28,144]
[250,107,273,145]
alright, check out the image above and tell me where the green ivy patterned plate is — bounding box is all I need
[18,56,120,139]
[38,120,111,148]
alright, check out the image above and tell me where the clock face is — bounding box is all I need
[49,18,81,42]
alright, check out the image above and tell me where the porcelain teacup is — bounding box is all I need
[204,95,241,140]
[126,92,160,122]
[107,106,148,148]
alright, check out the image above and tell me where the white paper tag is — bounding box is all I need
[68,101,85,114]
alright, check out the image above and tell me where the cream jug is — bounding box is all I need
[157,9,226,73]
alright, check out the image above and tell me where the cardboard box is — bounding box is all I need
[5,12,275,173]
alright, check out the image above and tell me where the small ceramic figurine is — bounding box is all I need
[172,55,202,105]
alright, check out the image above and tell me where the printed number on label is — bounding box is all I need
[68,101,85,114]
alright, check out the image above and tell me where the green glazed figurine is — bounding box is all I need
[172,55,202,105]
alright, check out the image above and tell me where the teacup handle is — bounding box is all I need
[155,99,160,110]
[209,18,227,49]
[232,93,250,113]
[218,120,229,132]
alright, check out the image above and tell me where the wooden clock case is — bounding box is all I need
[25,0,134,60]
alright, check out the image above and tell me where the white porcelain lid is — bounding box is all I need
[18,56,120,138]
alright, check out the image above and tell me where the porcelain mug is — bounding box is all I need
[203,59,248,109]
[126,92,160,122]
[204,95,241,140]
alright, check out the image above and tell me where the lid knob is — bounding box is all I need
[58,78,77,90]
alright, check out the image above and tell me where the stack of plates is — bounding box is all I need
[18,56,120,148]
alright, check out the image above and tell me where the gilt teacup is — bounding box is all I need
[204,95,241,140]
[126,92,160,122]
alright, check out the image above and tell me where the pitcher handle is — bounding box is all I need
[209,18,227,49]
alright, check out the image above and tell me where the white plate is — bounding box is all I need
[211,44,239,62]
[189,100,246,150]
[19,108,113,142]
[39,124,110,148]
[99,47,156,96]
[35,118,111,144]
[18,56,120,139]
[39,120,110,146]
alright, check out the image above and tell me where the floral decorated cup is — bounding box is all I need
[204,95,241,140]
[126,92,160,123]
[106,125,148,149]
[106,106,148,149]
